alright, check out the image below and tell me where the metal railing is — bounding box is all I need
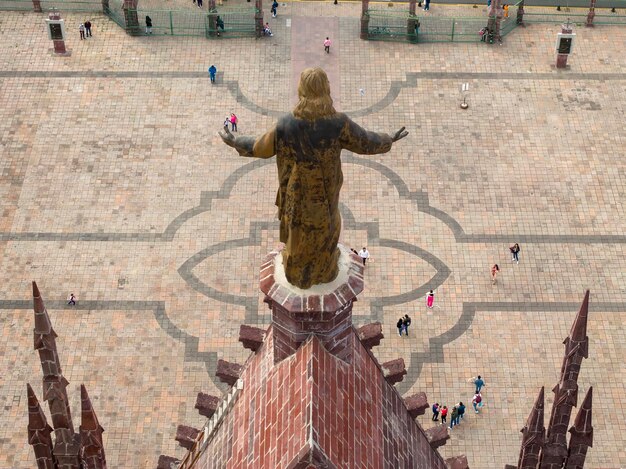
[121,6,256,37]
[524,10,626,25]
[0,0,103,10]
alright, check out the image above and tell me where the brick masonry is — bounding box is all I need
[194,324,449,468]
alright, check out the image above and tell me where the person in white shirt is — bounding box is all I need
[358,247,370,265]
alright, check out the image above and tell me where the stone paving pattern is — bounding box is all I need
[0,2,625,468]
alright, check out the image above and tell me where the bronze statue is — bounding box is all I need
[220,67,407,289]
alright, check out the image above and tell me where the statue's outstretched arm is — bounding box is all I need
[219,126,276,159]
[340,116,406,155]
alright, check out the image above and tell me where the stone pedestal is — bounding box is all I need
[47,12,69,55]
[260,244,364,364]
[556,24,573,69]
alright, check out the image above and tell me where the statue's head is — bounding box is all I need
[293,67,336,121]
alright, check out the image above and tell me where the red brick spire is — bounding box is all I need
[26,383,55,469]
[79,385,107,469]
[33,281,62,377]
[568,289,590,348]
[31,281,81,469]
[540,291,591,469]
[566,387,593,469]
[517,386,545,469]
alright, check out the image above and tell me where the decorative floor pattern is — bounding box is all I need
[1,5,626,468]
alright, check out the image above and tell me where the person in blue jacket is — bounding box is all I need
[208,65,217,84]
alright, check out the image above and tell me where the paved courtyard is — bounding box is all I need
[1,2,626,468]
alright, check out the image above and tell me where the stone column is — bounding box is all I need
[586,0,596,27]
[360,0,370,40]
[407,0,418,42]
[555,23,573,69]
[260,245,364,364]
[487,0,503,44]
[516,0,524,25]
[122,0,140,35]
[255,0,263,38]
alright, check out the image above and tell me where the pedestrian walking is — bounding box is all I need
[271,0,278,17]
[473,375,486,393]
[216,16,225,36]
[85,20,92,37]
[426,290,434,308]
[457,402,466,421]
[510,243,520,263]
[503,3,509,17]
[450,406,459,429]
[431,403,440,421]
[79,23,85,40]
[358,247,370,265]
[68,293,76,306]
[208,64,217,83]
[197,0,203,7]
[263,22,273,36]
[396,318,404,337]
[145,15,152,34]
[224,116,231,128]
[402,314,411,336]
[230,113,238,132]
[324,37,331,54]
[472,392,483,413]
[440,406,448,425]
[423,0,430,11]
[491,263,500,285]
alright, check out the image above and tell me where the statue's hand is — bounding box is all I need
[219,126,236,148]
[392,126,409,142]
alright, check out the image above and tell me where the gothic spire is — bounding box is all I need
[567,289,590,354]
[26,383,55,469]
[518,386,545,469]
[33,281,58,352]
[79,385,107,469]
[541,291,591,469]
[565,387,593,469]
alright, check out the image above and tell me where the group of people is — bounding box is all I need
[431,402,465,428]
[491,243,521,285]
[223,113,238,132]
[431,375,486,430]
[396,314,412,336]
[78,21,92,40]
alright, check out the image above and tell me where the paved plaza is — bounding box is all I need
[1,2,626,467]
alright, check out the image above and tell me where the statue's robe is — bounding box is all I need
[232,112,392,289]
